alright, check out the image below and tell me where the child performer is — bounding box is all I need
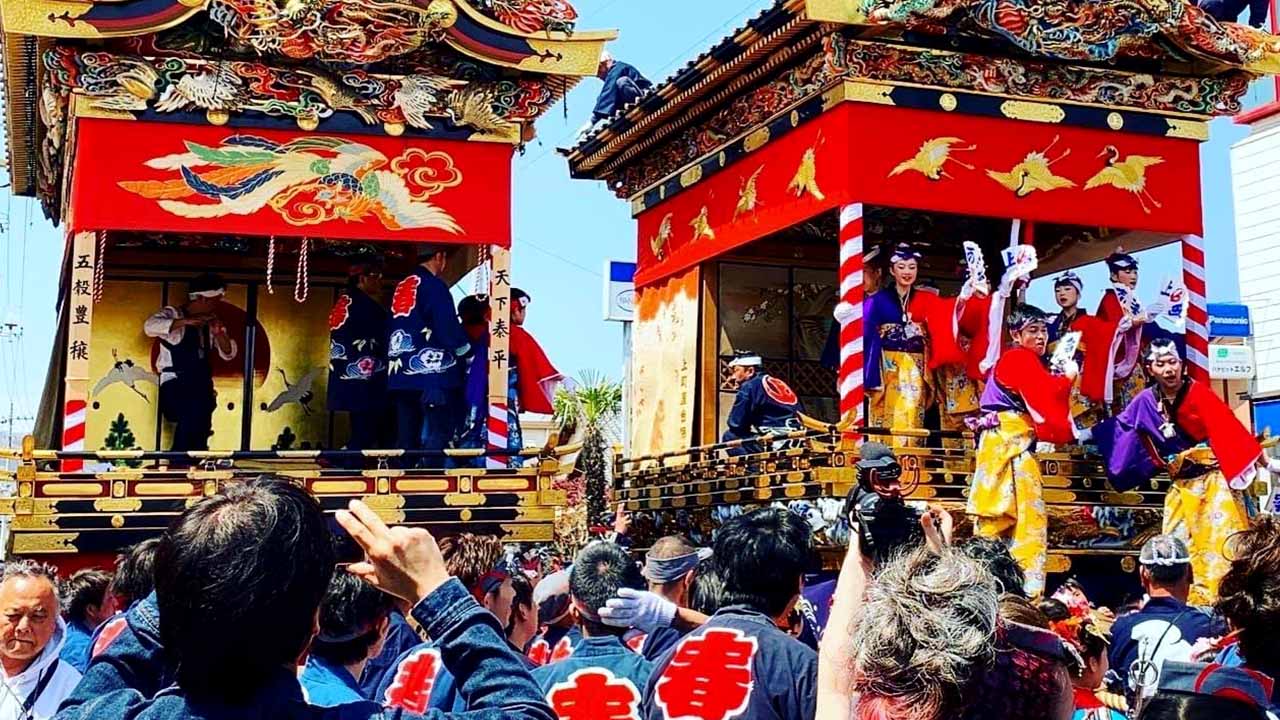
[968,303,1078,597]
[1092,339,1280,605]
[1049,271,1119,431]
[1095,252,1148,411]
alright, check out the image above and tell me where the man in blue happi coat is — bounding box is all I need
[386,245,471,467]
[328,259,391,455]
[721,351,801,455]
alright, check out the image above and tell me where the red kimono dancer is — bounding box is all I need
[968,336,1075,597]
[920,293,993,447]
[1095,287,1145,410]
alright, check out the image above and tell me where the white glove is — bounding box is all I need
[1117,315,1134,333]
[833,301,858,325]
[597,587,677,632]
[959,280,976,302]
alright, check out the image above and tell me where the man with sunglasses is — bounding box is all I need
[328,258,391,455]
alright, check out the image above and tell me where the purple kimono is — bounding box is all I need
[1093,387,1193,492]
[864,287,926,392]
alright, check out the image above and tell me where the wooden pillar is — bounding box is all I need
[487,245,513,468]
[1183,234,1210,382]
[838,204,865,423]
[62,231,99,471]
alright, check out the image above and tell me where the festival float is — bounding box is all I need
[565,0,1280,585]
[0,0,614,570]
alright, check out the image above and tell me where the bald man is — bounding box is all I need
[0,562,83,719]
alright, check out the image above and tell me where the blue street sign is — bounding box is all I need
[603,260,637,322]
[1208,302,1252,338]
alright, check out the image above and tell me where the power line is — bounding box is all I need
[519,238,602,278]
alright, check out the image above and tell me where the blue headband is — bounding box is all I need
[642,548,712,583]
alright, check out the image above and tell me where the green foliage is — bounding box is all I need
[553,371,622,520]
[102,413,141,468]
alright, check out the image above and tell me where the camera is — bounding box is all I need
[844,442,926,564]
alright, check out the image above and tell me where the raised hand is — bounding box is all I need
[336,500,451,604]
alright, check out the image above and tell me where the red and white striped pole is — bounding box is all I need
[838,203,865,423]
[1182,234,1210,382]
[487,246,513,469]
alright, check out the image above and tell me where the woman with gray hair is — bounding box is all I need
[817,510,1075,720]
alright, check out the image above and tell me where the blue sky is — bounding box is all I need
[0,0,1264,424]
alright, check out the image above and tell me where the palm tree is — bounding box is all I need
[554,371,623,522]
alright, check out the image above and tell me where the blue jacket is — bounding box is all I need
[641,607,817,720]
[532,635,655,712]
[386,267,470,404]
[635,627,684,663]
[300,655,366,707]
[1107,596,1224,692]
[60,619,95,673]
[359,609,420,697]
[592,62,652,121]
[374,641,463,713]
[329,287,390,413]
[54,580,556,720]
[724,375,800,440]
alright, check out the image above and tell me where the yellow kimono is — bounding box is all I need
[967,347,1076,598]
[1164,447,1256,606]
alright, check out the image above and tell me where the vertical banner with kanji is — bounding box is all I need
[62,231,98,469]
[487,246,513,468]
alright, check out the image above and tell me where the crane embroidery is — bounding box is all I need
[986,135,1076,197]
[1085,145,1164,214]
[890,137,976,180]
[119,135,465,232]
[690,206,715,243]
[734,166,764,220]
[650,213,673,260]
[788,136,825,201]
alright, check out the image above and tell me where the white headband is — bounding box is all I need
[188,289,226,300]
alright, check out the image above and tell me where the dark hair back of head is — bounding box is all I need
[689,557,726,617]
[437,533,504,592]
[570,542,644,636]
[960,537,1026,598]
[155,476,336,703]
[112,537,160,607]
[312,573,394,667]
[1215,515,1280,675]
[713,507,812,618]
[62,569,112,625]
[1139,692,1267,720]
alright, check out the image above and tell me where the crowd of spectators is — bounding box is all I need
[0,474,1277,719]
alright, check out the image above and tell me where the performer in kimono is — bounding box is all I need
[721,351,801,455]
[967,304,1077,597]
[144,273,238,453]
[1048,271,1117,431]
[864,243,938,441]
[386,245,471,465]
[327,259,390,454]
[1092,339,1279,605]
[457,289,565,466]
[924,280,991,447]
[1095,252,1148,411]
